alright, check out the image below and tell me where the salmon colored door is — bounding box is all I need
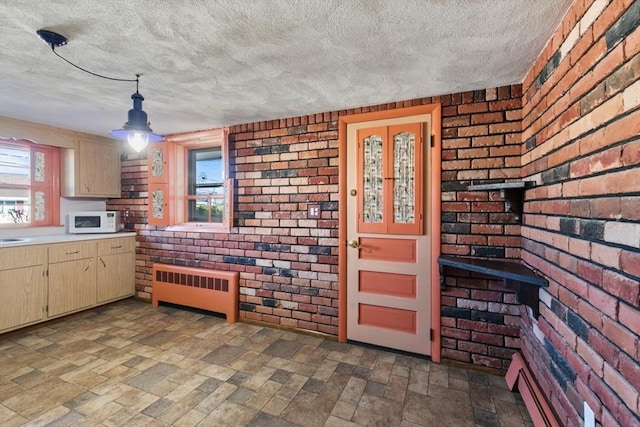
[346,120,432,355]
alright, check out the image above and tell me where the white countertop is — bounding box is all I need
[0,232,136,248]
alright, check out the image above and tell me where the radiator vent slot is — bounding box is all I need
[152,263,239,323]
[155,270,229,292]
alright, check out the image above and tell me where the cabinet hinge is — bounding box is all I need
[430,328,435,340]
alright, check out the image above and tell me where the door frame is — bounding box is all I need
[337,104,442,362]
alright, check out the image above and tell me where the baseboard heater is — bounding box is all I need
[506,352,559,427]
[152,263,239,323]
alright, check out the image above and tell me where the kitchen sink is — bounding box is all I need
[0,238,28,243]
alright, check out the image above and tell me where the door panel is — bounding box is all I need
[347,119,431,355]
[358,237,417,262]
[359,305,416,333]
[359,271,416,298]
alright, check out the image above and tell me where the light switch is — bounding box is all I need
[308,204,321,219]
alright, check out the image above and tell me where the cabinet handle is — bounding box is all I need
[66,250,80,255]
[84,259,93,271]
[111,245,122,249]
[83,182,90,191]
[100,258,106,267]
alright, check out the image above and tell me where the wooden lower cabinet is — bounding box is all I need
[0,235,136,334]
[97,237,135,303]
[47,240,98,317]
[48,257,97,317]
[0,246,48,332]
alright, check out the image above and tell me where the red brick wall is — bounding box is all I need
[519,0,639,425]
[439,86,526,370]
[108,86,525,360]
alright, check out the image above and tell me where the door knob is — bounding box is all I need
[347,240,362,249]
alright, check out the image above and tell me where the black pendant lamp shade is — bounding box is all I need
[109,90,164,152]
[36,28,164,152]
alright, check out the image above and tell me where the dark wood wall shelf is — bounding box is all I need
[467,181,535,222]
[438,255,548,318]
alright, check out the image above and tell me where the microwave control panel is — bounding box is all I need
[106,212,117,227]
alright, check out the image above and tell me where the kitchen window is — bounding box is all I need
[187,147,224,223]
[147,128,233,230]
[0,138,60,227]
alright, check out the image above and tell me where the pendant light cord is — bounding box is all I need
[50,46,139,85]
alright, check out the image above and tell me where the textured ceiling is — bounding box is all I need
[0,0,572,138]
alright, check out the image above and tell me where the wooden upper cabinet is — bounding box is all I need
[62,137,121,198]
[357,123,424,235]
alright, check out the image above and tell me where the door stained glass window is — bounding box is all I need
[393,131,415,224]
[363,134,384,224]
[357,123,423,235]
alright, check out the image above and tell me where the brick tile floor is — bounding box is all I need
[0,299,533,426]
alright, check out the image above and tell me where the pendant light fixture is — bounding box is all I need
[36,29,164,152]
[108,76,165,152]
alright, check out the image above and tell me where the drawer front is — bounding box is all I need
[49,241,96,263]
[0,246,48,270]
[97,237,135,256]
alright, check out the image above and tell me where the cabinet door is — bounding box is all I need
[148,183,172,226]
[97,252,135,303]
[148,142,173,226]
[148,143,170,184]
[48,258,97,317]
[77,138,121,197]
[0,266,47,332]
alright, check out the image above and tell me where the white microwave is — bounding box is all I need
[67,211,121,234]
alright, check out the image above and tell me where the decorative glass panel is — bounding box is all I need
[151,147,164,177]
[363,135,383,223]
[34,191,45,221]
[152,188,164,219]
[34,152,45,182]
[393,131,415,224]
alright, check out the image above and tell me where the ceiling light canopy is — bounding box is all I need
[36,29,164,152]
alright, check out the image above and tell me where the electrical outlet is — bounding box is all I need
[584,401,595,427]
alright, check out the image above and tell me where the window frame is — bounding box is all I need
[0,138,60,228]
[186,146,225,223]
[147,128,233,231]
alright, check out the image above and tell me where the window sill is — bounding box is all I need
[165,223,231,233]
